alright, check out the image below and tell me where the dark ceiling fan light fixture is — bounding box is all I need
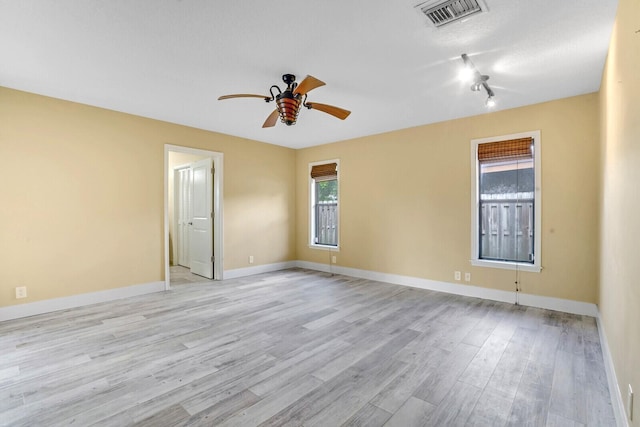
[460,53,496,108]
[272,74,302,126]
[218,74,351,128]
[276,92,301,126]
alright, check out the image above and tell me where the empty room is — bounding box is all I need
[1,0,638,426]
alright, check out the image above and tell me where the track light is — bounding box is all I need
[458,66,474,83]
[460,53,496,108]
[486,95,496,107]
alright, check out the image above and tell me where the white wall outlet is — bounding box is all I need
[629,384,634,421]
[248,255,254,264]
[331,255,337,264]
[454,271,461,281]
[465,273,471,282]
[16,286,27,299]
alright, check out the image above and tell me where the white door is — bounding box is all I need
[189,158,214,278]
[175,167,191,267]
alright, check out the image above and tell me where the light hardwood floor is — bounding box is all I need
[0,268,616,426]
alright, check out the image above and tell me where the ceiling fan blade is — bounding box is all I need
[293,75,325,95]
[218,94,270,101]
[262,109,280,128]
[306,102,351,120]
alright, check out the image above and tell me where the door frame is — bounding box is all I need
[164,144,223,290]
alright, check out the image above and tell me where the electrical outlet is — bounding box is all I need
[629,384,634,421]
[465,273,471,282]
[248,255,254,264]
[454,271,461,281]
[331,255,337,264]
[16,286,27,299]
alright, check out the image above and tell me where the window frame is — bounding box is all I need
[470,131,542,272]
[309,159,340,251]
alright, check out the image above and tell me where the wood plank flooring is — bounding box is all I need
[0,268,616,426]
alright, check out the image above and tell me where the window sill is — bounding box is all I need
[471,259,541,273]
[309,244,340,252]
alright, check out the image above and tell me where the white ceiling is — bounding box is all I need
[0,0,618,149]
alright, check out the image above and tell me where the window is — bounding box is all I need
[471,131,541,272]
[310,160,339,248]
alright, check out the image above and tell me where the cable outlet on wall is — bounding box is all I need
[248,255,254,264]
[16,286,27,299]
[454,271,461,281]
[465,273,471,282]
[331,255,337,264]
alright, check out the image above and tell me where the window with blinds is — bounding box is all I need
[309,160,339,247]
[471,132,541,272]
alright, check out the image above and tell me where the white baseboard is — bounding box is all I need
[223,261,298,280]
[596,311,629,427]
[0,281,165,322]
[2,262,598,321]
[517,292,598,317]
[295,261,598,317]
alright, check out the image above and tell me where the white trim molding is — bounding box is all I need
[1,262,598,321]
[0,281,165,322]
[596,311,630,427]
[0,261,296,322]
[296,261,597,317]
[309,158,340,250]
[470,130,542,273]
[224,261,298,280]
[470,259,542,273]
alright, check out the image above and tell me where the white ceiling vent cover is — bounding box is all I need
[415,0,488,28]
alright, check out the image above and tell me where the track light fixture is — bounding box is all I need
[485,95,496,107]
[460,53,496,108]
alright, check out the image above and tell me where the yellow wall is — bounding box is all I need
[297,93,601,303]
[0,87,296,307]
[0,86,603,309]
[599,0,639,423]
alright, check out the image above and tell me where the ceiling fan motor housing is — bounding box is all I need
[276,92,301,126]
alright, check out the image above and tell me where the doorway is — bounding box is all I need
[164,145,223,290]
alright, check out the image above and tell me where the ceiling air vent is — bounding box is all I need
[415,0,488,28]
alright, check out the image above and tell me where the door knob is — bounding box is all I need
[188,222,193,225]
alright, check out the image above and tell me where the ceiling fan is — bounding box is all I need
[218,74,351,128]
